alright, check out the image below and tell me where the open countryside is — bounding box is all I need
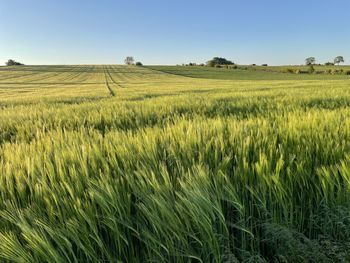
[1,64,350,262]
[2,0,350,262]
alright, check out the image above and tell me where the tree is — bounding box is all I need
[334,56,344,66]
[305,57,316,65]
[206,57,234,67]
[124,56,134,65]
[135,62,143,66]
[5,59,24,66]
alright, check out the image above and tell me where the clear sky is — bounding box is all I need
[1,0,349,65]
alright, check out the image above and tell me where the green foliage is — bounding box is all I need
[135,62,143,66]
[308,65,315,74]
[334,56,345,65]
[285,68,294,73]
[148,65,350,80]
[0,65,350,262]
[124,56,134,65]
[206,57,234,67]
[305,57,316,65]
[5,59,24,66]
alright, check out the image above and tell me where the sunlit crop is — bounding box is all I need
[0,65,350,262]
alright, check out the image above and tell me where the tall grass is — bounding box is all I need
[0,65,350,262]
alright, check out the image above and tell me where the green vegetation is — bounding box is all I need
[308,65,315,74]
[305,57,316,65]
[148,65,350,80]
[5,59,24,66]
[206,57,234,67]
[1,65,350,262]
[334,56,345,66]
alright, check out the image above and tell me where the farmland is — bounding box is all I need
[1,65,350,262]
[149,65,350,80]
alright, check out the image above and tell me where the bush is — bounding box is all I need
[308,65,315,74]
[285,68,294,74]
[331,69,348,75]
[346,70,350,75]
[215,64,222,68]
[331,69,339,75]
[261,64,268,66]
[226,65,237,69]
[325,62,334,66]
[207,61,215,67]
[135,62,143,66]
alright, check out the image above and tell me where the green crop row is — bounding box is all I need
[0,65,350,262]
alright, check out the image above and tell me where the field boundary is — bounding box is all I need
[103,69,116,97]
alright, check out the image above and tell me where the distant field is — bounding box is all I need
[258,64,350,72]
[1,65,350,262]
[148,65,350,80]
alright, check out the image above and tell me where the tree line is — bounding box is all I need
[4,56,347,68]
[305,56,344,66]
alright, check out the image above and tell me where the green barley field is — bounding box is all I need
[1,65,350,262]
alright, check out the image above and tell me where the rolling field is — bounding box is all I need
[149,65,350,80]
[1,65,350,262]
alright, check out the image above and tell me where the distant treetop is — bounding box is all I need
[5,59,24,66]
[334,56,344,65]
[206,57,234,67]
[124,56,135,65]
[305,57,316,65]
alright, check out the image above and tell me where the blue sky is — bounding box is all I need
[1,0,349,65]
